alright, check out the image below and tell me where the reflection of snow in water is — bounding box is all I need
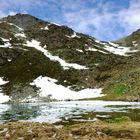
[0,100,140,123]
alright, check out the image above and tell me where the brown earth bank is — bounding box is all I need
[0,120,140,140]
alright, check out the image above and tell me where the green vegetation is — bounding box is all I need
[113,84,129,96]
[105,116,131,123]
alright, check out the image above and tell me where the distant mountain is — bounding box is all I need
[0,13,140,103]
[114,29,140,48]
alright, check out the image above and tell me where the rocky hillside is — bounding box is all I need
[0,14,140,103]
[114,29,140,48]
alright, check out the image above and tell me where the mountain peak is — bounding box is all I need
[1,13,48,29]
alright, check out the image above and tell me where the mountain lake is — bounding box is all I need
[0,100,140,125]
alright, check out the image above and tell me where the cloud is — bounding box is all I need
[0,0,140,41]
[0,0,44,18]
[0,11,18,18]
[0,0,63,21]
[62,0,140,41]
[61,1,120,40]
[118,0,140,35]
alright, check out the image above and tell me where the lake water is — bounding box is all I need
[0,100,140,125]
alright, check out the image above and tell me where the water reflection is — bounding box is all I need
[0,101,139,124]
[0,104,41,122]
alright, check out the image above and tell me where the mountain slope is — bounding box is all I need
[114,29,140,48]
[0,14,140,103]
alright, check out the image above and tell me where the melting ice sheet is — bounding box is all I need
[0,100,140,124]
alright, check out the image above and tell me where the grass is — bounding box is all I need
[113,84,129,96]
[105,116,131,124]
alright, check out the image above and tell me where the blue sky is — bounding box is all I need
[0,0,140,41]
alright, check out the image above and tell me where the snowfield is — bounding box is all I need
[30,76,104,100]
[104,42,138,56]
[95,40,138,56]
[25,39,87,70]
[65,32,81,38]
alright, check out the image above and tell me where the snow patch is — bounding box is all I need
[25,40,87,70]
[87,47,107,54]
[108,42,118,47]
[132,41,137,44]
[71,32,80,38]
[132,41,138,47]
[95,39,101,44]
[7,59,12,62]
[0,41,11,48]
[0,77,9,85]
[66,32,81,39]
[18,47,29,51]
[104,42,138,56]
[41,26,49,30]
[76,49,83,53]
[3,22,26,38]
[30,76,104,100]
[51,22,61,26]
[90,41,138,56]
[0,37,9,42]
[0,93,10,103]
[94,63,99,66]
[15,33,26,38]
[0,77,10,103]
[65,35,71,38]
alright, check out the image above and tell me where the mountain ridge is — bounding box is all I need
[0,13,140,103]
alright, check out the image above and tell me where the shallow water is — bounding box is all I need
[0,100,140,124]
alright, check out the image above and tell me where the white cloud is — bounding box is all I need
[0,10,18,19]
[62,0,140,41]
[8,11,17,16]
[62,4,117,40]
[118,0,140,35]
[0,0,41,18]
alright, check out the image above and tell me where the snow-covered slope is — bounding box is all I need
[30,76,103,100]
[25,40,87,70]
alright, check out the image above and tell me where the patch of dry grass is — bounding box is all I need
[0,120,139,140]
